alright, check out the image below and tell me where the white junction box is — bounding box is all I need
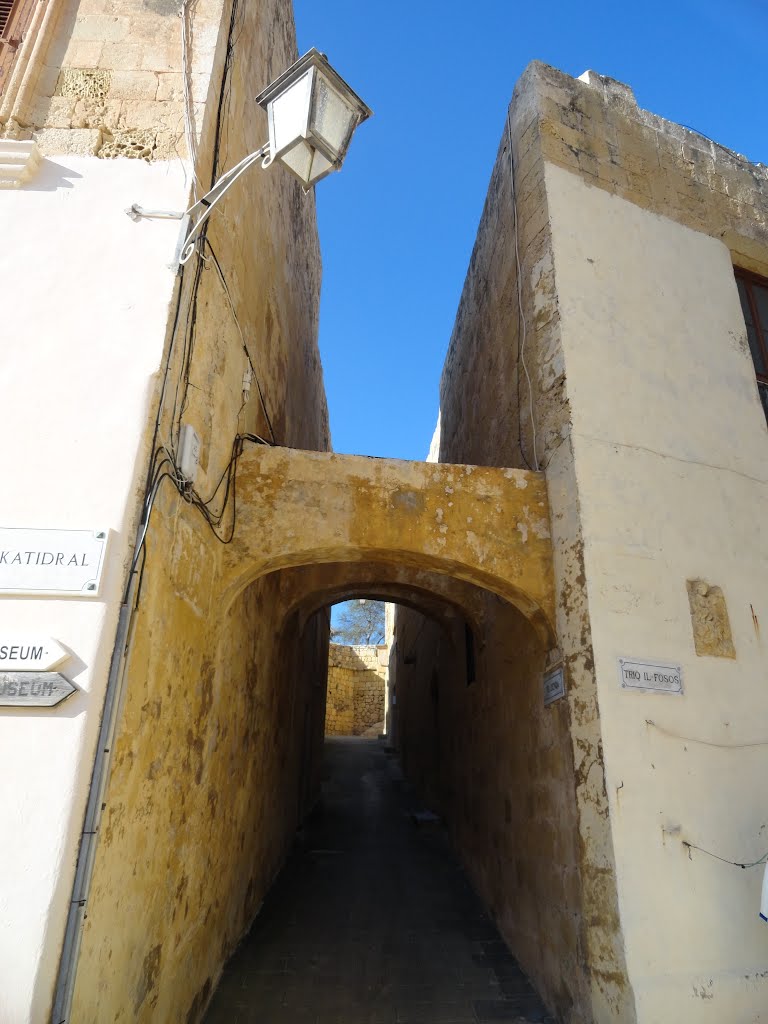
[179,424,201,485]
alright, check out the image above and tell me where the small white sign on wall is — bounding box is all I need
[0,528,108,596]
[543,666,565,706]
[0,637,67,671]
[618,657,683,695]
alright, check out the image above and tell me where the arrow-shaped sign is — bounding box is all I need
[0,672,77,707]
[0,637,68,672]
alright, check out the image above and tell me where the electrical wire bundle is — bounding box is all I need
[127,0,277,600]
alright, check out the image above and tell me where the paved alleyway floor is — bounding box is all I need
[204,737,555,1024]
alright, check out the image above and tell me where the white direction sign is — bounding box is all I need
[0,672,77,707]
[618,657,683,695]
[0,637,68,671]
[0,528,108,596]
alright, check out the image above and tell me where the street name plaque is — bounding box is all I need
[0,528,107,596]
[0,672,77,707]
[543,666,565,706]
[618,657,683,695]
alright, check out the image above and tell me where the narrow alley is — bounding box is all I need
[204,738,553,1024]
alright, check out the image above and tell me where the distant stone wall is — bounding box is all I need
[325,644,387,736]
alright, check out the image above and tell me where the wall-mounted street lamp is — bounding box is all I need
[257,47,372,188]
[127,48,371,264]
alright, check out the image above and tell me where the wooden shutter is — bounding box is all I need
[0,0,38,98]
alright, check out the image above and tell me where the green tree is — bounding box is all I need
[331,600,386,645]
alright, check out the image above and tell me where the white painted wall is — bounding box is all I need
[545,161,768,1022]
[0,153,188,1023]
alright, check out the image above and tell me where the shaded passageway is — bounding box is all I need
[204,738,553,1024]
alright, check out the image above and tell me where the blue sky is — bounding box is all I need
[293,0,766,463]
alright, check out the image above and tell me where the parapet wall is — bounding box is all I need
[325,644,387,737]
[534,64,768,272]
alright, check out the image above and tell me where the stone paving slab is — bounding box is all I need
[204,738,555,1024]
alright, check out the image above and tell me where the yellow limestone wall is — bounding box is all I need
[69,441,555,1021]
[64,0,332,1021]
[325,643,387,736]
[393,595,585,1021]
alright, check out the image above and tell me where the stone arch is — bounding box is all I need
[219,446,556,645]
[262,560,527,648]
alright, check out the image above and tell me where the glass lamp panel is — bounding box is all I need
[309,73,357,161]
[269,69,312,157]
[307,148,334,185]
[279,139,314,184]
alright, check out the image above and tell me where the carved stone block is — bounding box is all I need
[686,579,736,659]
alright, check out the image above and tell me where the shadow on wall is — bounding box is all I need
[391,590,587,1023]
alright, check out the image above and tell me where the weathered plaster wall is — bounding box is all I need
[0,156,187,1024]
[325,643,387,736]
[393,597,586,1022]
[535,65,768,276]
[545,159,768,1021]
[65,0,331,1017]
[0,0,329,1021]
[434,58,768,1024]
[530,63,768,1020]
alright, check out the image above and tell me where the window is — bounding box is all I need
[0,0,15,36]
[0,0,37,98]
[735,267,768,424]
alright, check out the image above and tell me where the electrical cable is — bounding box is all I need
[189,436,243,543]
[140,264,187,496]
[682,840,768,870]
[170,251,204,453]
[209,0,240,187]
[646,718,768,750]
[204,238,276,443]
[179,0,201,197]
[136,0,277,568]
[506,111,538,472]
[677,122,753,164]
[122,470,179,604]
[646,718,768,870]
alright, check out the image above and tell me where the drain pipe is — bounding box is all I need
[50,557,140,1021]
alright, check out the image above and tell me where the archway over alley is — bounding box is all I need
[64,447,593,1024]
